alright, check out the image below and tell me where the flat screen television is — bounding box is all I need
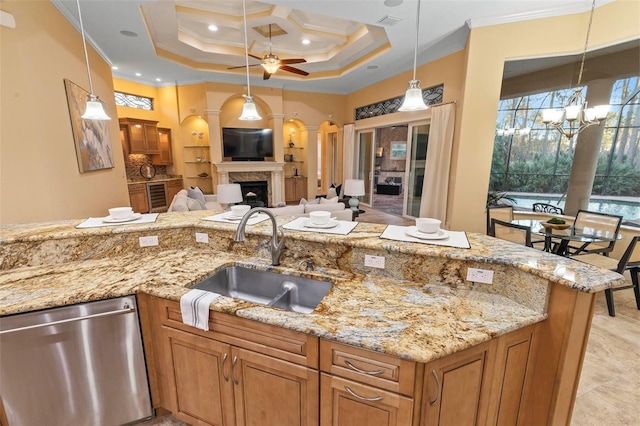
[222,127,273,161]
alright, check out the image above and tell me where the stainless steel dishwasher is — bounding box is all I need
[0,295,153,426]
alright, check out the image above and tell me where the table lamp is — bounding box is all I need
[216,183,243,209]
[343,179,365,212]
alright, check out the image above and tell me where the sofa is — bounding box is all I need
[167,189,222,212]
[268,198,353,221]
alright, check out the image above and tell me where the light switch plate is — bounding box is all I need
[195,232,209,243]
[364,254,385,269]
[139,236,159,247]
[467,268,494,284]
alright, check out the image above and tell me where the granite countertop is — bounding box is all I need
[127,175,182,184]
[0,211,626,363]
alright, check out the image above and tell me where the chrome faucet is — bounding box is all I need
[234,207,286,266]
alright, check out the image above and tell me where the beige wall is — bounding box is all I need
[1,1,128,224]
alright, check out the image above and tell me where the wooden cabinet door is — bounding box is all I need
[164,327,235,426]
[320,374,413,426]
[165,180,183,206]
[295,177,307,201]
[232,347,319,426]
[128,183,149,213]
[487,326,534,426]
[422,341,493,426]
[152,128,173,165]
[128,123,147,154]
[144,122,160,153]
[285,178,297,203]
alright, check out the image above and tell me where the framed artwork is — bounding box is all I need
[390,142,407,159]
[64,79,114,173]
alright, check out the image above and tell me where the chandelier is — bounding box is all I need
[541,0,609,139]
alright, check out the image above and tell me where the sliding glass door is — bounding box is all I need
[357,131,374,205]
[406,124,430,217]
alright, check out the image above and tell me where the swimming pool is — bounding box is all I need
[507,193,640,221]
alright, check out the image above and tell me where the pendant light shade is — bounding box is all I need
[398,0,428,112]
[81,94,111,120]
[238,0,261,121]
[239,96,262,121]
[76,0,110,120]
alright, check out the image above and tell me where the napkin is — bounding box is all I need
[380,225,471,249]
[282,216,359,235]
[202,212,271,225]
[76,213,159,228]
[180,289,220,331]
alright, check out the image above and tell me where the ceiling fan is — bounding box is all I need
[228,24,309,80]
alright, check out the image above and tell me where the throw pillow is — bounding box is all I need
[188,186,206,205]
[186,197,205,211]
[299,197,320,205]
[330,183,342,197]
[320,196,339,204]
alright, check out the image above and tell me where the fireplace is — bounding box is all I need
[237,181,268,207]
[214,161,285,207]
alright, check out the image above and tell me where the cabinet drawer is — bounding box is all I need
[159,299,318,368]
[320,339,416,397]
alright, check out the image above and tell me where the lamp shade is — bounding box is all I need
[343,179,365,197]
[216,184,243,204]
[398,80,428,112]
[81,95,111,120]
[239,96,262,121]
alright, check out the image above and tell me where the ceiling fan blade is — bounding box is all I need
[280,58,306,65]
[263,70,272,80]
[227,64,262,70]
[248,53,263,61]
[280,65,309,76]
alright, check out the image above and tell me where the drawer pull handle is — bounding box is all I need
[345,360,384,375]
[232,356,239,385]
[345,386,383,402]
[222,353,229,382]
[429,370,440,406]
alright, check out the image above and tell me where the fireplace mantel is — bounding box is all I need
[214,161,285,205]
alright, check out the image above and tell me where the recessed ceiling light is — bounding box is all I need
[367,65,379,70]
[120,30,138,37]
[155,78,161,82]
[384,0,403,6]
[302,39,310,45]
[112,66,118,70]
[135,72,141,77]
[208,24,218,32]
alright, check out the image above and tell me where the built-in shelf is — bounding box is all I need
[185,161,211,164]
[186,176,211,179]
[184,145,210,148]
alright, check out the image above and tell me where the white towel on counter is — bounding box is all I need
[180,289,220,331]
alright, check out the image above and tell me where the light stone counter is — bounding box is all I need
[0,211,625,363]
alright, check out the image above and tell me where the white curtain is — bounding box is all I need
[342,123,355,181]
[419,103,456,223]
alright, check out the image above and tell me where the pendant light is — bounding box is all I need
[541,0,609,139]
[239,0,262,121]
[398,0,428,112]
[76,0,110,120]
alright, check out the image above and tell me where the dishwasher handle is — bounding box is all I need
[0,306,135,335]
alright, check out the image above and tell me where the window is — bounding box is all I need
[489,76,640,220]
[114,92,153,110]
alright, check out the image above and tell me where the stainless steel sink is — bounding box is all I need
[192,266,332,314]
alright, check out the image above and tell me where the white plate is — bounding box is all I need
[103,213,142,223]
[405,226,449,240]
[222,213,244,220]
[303,219,339,229]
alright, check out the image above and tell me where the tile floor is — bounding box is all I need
[136,208,640,425]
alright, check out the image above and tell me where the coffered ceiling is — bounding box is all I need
[51,0,614,94]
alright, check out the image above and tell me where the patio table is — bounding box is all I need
[512,219,623,256]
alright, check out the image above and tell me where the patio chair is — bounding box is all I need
[565,210,623,256]
[486,205,513,235]
[490,219,532,247]
[571,236,640,317]
[532,202,564,215]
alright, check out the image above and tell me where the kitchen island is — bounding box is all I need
[0,211,625,425]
